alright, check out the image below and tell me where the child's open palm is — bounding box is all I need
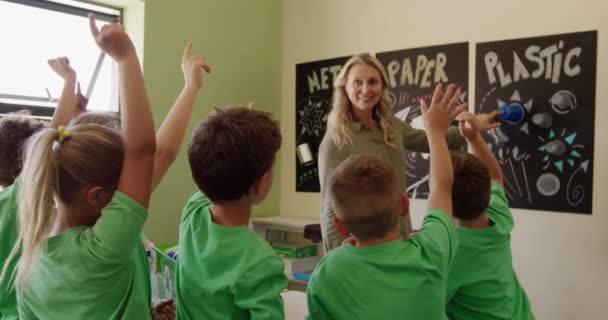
[421,84,465,133]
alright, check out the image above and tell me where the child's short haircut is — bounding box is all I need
[187,107,281,202]
[69,112,121,131]
[451,151,491,220]
[0,115,45,186]
[329,154,401,241]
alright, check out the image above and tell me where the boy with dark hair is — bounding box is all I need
[177,106,287,320]
[446,111,534,320]
[306,83,461,320]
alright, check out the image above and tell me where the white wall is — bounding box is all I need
[280,1,608,319]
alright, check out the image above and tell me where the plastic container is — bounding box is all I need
[498,104,525,124]
[151,244,178,299]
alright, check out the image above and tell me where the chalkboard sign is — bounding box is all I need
[475,31,596,214]
[295,56,351,192]
[376,42,469,199]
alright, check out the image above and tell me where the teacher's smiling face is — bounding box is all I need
[345,63,383,114]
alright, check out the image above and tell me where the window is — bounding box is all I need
[0,0,122,117]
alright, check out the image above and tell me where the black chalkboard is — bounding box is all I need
[295,56,351,192]
[475,31,596,214]
[376,42,469,199]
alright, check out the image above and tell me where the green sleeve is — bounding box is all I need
[408,209,458,275]
[17,292,36,320]
[181,190,211,223]
[446,280,459,306]
[305,273,332,320]
[398,121,465,152]
[86,191,148,263]
[487,182,513,231]
[233,257,288,320]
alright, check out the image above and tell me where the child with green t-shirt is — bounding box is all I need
[176,106,287,320]
[0,41,106,320]
[306,83,462,320]
[2,39,208,320]
[445,111,534,320]
[0,116,45,320]
[0,14,157,319]
[0,63,67,320]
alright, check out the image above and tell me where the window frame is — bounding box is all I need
[0,0,123,117]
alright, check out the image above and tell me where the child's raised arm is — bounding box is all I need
[457,111,504,185]
[89,14,156,207]
[48,57,78,128]
[421,84,463,216]
[152,41,210,191]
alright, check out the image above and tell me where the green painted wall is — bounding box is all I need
[143,0,282,243]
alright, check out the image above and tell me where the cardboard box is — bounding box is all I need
[271,241,318,258]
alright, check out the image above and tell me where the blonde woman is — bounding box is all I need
[319,53,499,252]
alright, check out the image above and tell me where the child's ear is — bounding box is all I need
[86,186,111,210]
[251,170,274,202]
[400,193,410,217]
[333,215,350,238]
[259,171,273,194]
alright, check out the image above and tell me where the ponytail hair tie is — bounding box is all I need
[57,126,72,143]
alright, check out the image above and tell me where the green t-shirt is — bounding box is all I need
[17,191,151,320]
[176,191,288,320]
[0,181,19,320]
[446,182,534,320]
[306,209,458,320]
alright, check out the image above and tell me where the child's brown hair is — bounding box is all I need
[188,107,281,202]
[451,151,491,220]
[329,154,401,240]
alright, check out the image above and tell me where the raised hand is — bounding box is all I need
[421,83,461,133]
[48,56,78,128]
[475,110,502,131]
[182,41,211,90]
[75,83,89,113]
[421,84,456,215]
[88,13,135,62]
[455,111,481,140]
[447,86,467,120]
[48,57,76,81]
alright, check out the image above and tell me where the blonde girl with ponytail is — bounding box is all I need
[1,14,157,319]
